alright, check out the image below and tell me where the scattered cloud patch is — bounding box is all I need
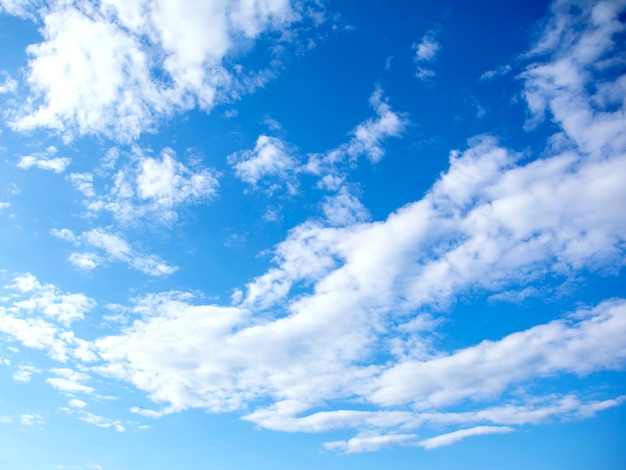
[229,134,300,194]
[69,148,218,223]
[480,64,512,81]
[52,227,177,276]
[21,413,45,426]
[13,364,39,383]
[17,146,70,173]
[414,32,440,62]
[0,71,17,93]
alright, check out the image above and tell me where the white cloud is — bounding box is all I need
[418,426,514,449]
[521,0,626,157]
[0,202,10,211]
[0,0,39,18]
[0,274,97,362]
[68,399,88,409]
[480,64,512,81]
[67,173,96,198]
[324,433,418,453]
[13,364,39,383]
[17,146,71,173]
[20,413,45,426]
[8,274,95,325]
[17,155,71,172]
[68,253,101,271]
[229,134,300,193]
[89,4,626,445]
[6,0,305,141]
[230,88,407,197]
[46,368,95,394]
[414,32,440,62]
[130,406,165,418]
[321,186,370,226]
[415,67,435,80]
[50,228,78,243]
[306,88,408,175]
[72,148,218,223]
[413,30,439,80]
[54,228,177,276]
[78,412,125,432]
[0,72,17,93]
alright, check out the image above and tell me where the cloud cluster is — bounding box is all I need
[88,0,626,449]
[0,274,96,362]
[0,0,625,454]
[229,87,407,222]
[3,0,313,141]
[68,147,218,224]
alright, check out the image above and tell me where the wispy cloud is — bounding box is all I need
[52,227,178,276]
[418,426,514,449]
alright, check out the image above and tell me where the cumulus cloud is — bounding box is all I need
[86,1,626,450]
[1,0,625,454]
[228,134,300,194]
[4,0,310,141]
[0,274,97,362]
[69,147,218,223]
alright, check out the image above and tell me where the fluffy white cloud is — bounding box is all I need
[70,148,218,223]
[229,134,300,193]
[5,0,307,141]
[8,274,95,325]
[88,1,626,450]
[0,274,97,362]
[68,398,88,409]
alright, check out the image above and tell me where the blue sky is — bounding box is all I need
[0,0,625,468]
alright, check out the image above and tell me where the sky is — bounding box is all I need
[0,0,625,469]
